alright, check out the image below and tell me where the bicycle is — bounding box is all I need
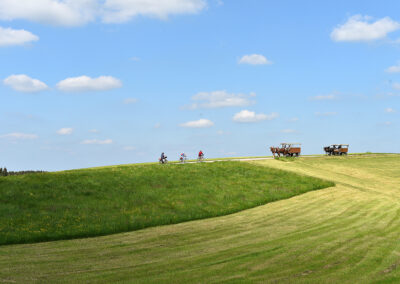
[179,155,187,163]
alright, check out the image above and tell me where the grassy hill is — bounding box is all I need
[1,154,399,283]
[0,161,332,245]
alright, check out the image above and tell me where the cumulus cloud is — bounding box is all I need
[217,130,230,135]
[281,129,297,134]
[0,26,39,46]
[392,83,400,90]
[56,75,122,92]
[238,54,272,65]
[57,128,73,135]
[385,62,400,73]
[315,112,337,117]
[0,0,99,27]
[385,107,395,113]
[331,15,400,42]
[123,146,136,151]
[310,94,336,101]
[0,132,38,139]
[102,0,207,23]
[81,139,113,144]
[233,110,278,123]
[0,0,206,26]
[123,98,138,104]
[3,74,48,92]
[180,118,214,128]
[185,90,256,109]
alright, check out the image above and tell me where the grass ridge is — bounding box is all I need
[0,161,333,245]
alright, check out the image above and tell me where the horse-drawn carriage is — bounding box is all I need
[323,144,349,156]
[270,143,301,158]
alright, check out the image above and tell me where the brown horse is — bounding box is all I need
[270,146,280,158]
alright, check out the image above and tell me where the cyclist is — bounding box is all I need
[160,152,167,164]
[180,152,187,163]
[198,150,204,161]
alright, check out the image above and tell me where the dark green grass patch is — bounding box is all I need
[0,162,334,245]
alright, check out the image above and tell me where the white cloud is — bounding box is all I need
[123,146,136,151]
[180,118,214,128]
[0,26,39,46]
[385,107,395,113]
[56,75,122,92]
[217,130,230,135]
[315,112,337,117]
[281,129,297,134]
[123,98,138,104]
[130,57,140,61]
[185,90,256,109]
[0,0,99,27]
[89,129,99,133]
[233,110,278,123]
[288,117,299,122]
[0,132,38,139]
[3,74,48,93]
[385,62,400,73]
[384,121,392,126]
[0,0,207,26]
[102,0,207,23]
[310,94,336,101]
[393,83,400,90]
[81,139,113,145]
[238,54,272,65]
[57,128,73,135]
[331,15,400,42]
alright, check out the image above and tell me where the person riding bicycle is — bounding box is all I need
[160,152,167,164]
[198,150,204,159]
[180,152,187,162]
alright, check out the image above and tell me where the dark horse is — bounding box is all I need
[324,146,334,155]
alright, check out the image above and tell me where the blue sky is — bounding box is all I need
[0,0,399,170]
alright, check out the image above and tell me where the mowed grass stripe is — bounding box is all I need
[0,155,399,283]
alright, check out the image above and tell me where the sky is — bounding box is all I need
[0,0,399,171]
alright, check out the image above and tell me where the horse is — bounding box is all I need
[270,146,280,158]
[324,146,333,155]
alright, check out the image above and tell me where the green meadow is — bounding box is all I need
[1,154,399,283]
[0,161,332,245]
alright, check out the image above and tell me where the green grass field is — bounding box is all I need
[1,154,399,283]
[0,161,332,245]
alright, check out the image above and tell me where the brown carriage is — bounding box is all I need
[324,144,349,156]
[270,143,301,158]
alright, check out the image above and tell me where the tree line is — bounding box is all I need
[0,168,46,177]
